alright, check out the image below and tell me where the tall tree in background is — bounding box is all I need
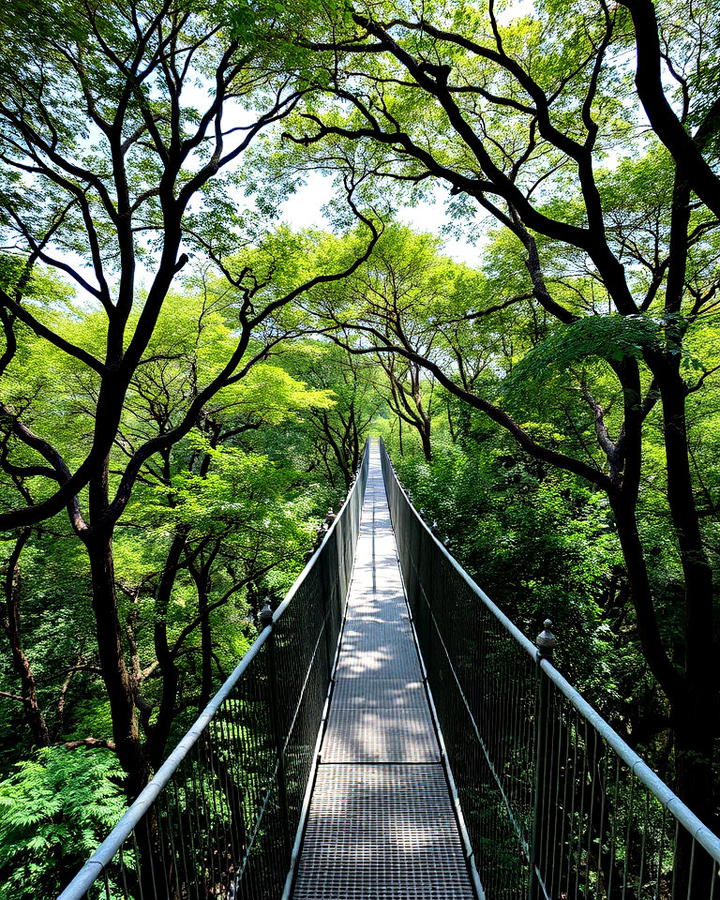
[377,352,435,462]
[283,342,382,489]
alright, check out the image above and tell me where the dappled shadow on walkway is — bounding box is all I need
[291,443,475,899]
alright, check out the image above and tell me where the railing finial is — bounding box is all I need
[535,618,557,659]
[259,597,273,628]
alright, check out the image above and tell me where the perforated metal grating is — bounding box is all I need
[322,706,439,762]
[293,766,475,899]
[334,641,423,680]
[340,622,413,646]
[344,606,409,624]
[291,444,476,899]
[331,677,426,708]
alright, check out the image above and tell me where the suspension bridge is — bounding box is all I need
[59,440,720,900]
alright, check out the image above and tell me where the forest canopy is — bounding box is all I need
[0,0,718,894]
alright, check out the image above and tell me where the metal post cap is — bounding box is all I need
[259,598,273,627]
[536,619,557,655]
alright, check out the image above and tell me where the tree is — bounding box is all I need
[271,0,720,827]
[342,227,449,461]
[618,0,720,219]
[0,252,366,787]
[0,0,378,795]
[378,352,435,461]
[281,341,383,489]
[308,226,498,459]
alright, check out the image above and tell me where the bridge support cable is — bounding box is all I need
[380,438,720,900]
[57,444,370,900]
[287,440,481,900]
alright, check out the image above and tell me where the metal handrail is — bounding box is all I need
[57,632,271,899]
[380,438,720,898]
[58,440,370,900]
[540,660,720,863]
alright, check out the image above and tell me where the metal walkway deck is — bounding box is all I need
[292,443,476,899]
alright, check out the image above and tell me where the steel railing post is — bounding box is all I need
[319,528,336,682]
[529,618,558,900]
[260,599,292,861]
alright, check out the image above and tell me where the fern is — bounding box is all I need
[0,746,125,899]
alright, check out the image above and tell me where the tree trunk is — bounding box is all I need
[652,358,717,831]
[612,463,716,891]
[672,698,717,895]
[2,528,50,747]
[609,493,683,707]
[188,559,215,712]
[84,527,147,799]
[420,420,433,462]
[147,530,187,769]
[198,580,213,710]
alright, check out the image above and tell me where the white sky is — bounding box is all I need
[279,171,486,266]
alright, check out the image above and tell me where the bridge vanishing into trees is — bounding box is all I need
[58,441,720,900]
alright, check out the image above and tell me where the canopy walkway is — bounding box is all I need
[59,441,720,900]
[292,444,478,900]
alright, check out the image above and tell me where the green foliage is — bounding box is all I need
[0,747,125,900]
[515,315,664,371]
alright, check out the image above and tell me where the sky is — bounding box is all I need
[279,171,487,266]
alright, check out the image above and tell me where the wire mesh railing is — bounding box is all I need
[380,439,720,900]
[57,443,370,900]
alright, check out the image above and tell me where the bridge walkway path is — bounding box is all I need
[291,441,477,899]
